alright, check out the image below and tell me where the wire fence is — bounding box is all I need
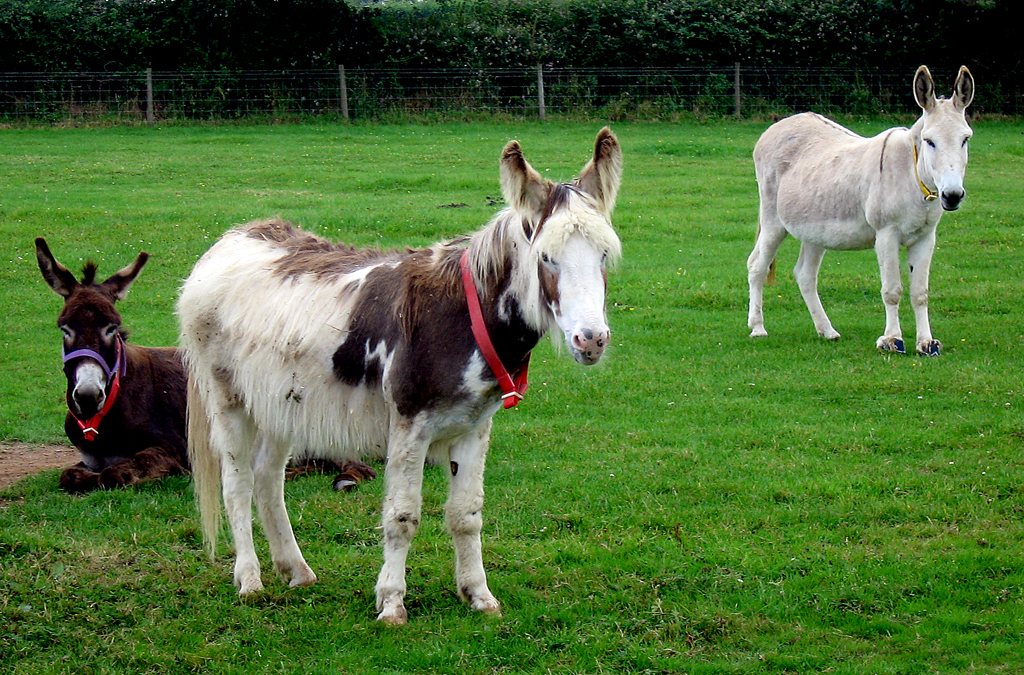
[0,66,1016,123]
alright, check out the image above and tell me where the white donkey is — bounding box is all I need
[179,129,622,624]
[747,66,974,355]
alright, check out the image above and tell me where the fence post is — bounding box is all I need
[733,62,741,119]
[339,65,349,120]
[537,64,546,120]
[146,68,154,124]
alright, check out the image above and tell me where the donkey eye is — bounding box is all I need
[60,326,73,341]
[924,139,936,149]
[962,138,969,147]
[541,253,556,266]
[102,324,119,340]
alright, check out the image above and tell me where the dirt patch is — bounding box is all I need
[0,442,78,490]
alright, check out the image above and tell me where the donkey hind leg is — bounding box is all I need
[375,417,432,625]
[446,419,501,616]
[794,241,841,340]
[907,232,941,356]
[253,437,317,589]
[747,220,788,338]
[210,408,263,596]
[874,229,906,354]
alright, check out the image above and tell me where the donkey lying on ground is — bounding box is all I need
[179,128,622,624]
[37,239,376,493]
[747,65,974,355]
[36,238,189,492]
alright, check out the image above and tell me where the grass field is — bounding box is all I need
[1,118,1023,674]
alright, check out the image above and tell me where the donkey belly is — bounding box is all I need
[776,174,876,251]
[243,365,392,461]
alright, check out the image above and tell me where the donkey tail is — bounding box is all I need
[187,371,221,561]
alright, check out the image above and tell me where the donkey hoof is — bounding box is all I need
[473,597,502,617]
[284,563,317,588]
[237,583,264,599]
[235,571,264,597]
[333,477,357,492]
[377,604,409,626]
[917,340,942,357]
[876,337,906,354]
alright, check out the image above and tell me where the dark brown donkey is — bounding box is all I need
[36,238,375,493]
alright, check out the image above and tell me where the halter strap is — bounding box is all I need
[912,142,939,202]
[62,334,126,441]
[460,249,529,409]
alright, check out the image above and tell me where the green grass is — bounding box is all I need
[2,119,1024,674]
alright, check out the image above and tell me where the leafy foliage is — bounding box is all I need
[0,0,1018,75]
[1,1,1018,113]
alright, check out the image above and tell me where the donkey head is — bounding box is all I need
[35,238,147,420]
[913,65,975,211]
[499,128,623,365]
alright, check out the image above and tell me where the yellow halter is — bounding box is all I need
[912,142,939,202]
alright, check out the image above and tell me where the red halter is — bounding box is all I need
[62,335,126,441]
[460,250,529,408]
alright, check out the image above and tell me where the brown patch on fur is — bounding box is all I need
[397,245,469,340]
[245,219,396,280]
[537,260,560,314]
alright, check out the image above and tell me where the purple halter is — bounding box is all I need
[62,334,127,441]
[62,334,127,380]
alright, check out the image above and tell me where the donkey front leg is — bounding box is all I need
[376,417,432,625]
[446,420,501,616]
[98,446,187,489]
[874,230,906,353]
[253,438,317,590]
[907,231,941,356]
[59,462,102,493]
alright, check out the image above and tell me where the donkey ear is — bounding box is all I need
[914,65,936,111]
[101,251,149,301]
[576,127,623,215]
[499,140,548,220]
[35,237,78,298]
[953,66,975,111]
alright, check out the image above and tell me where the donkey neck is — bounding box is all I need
[477,267,544,375]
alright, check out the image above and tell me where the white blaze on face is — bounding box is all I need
[70,360,108,417]
[547,233,610,365]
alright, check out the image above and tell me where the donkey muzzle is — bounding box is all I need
[941,187,965,211]
[69,361,108,418]
[570,327,610,365]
